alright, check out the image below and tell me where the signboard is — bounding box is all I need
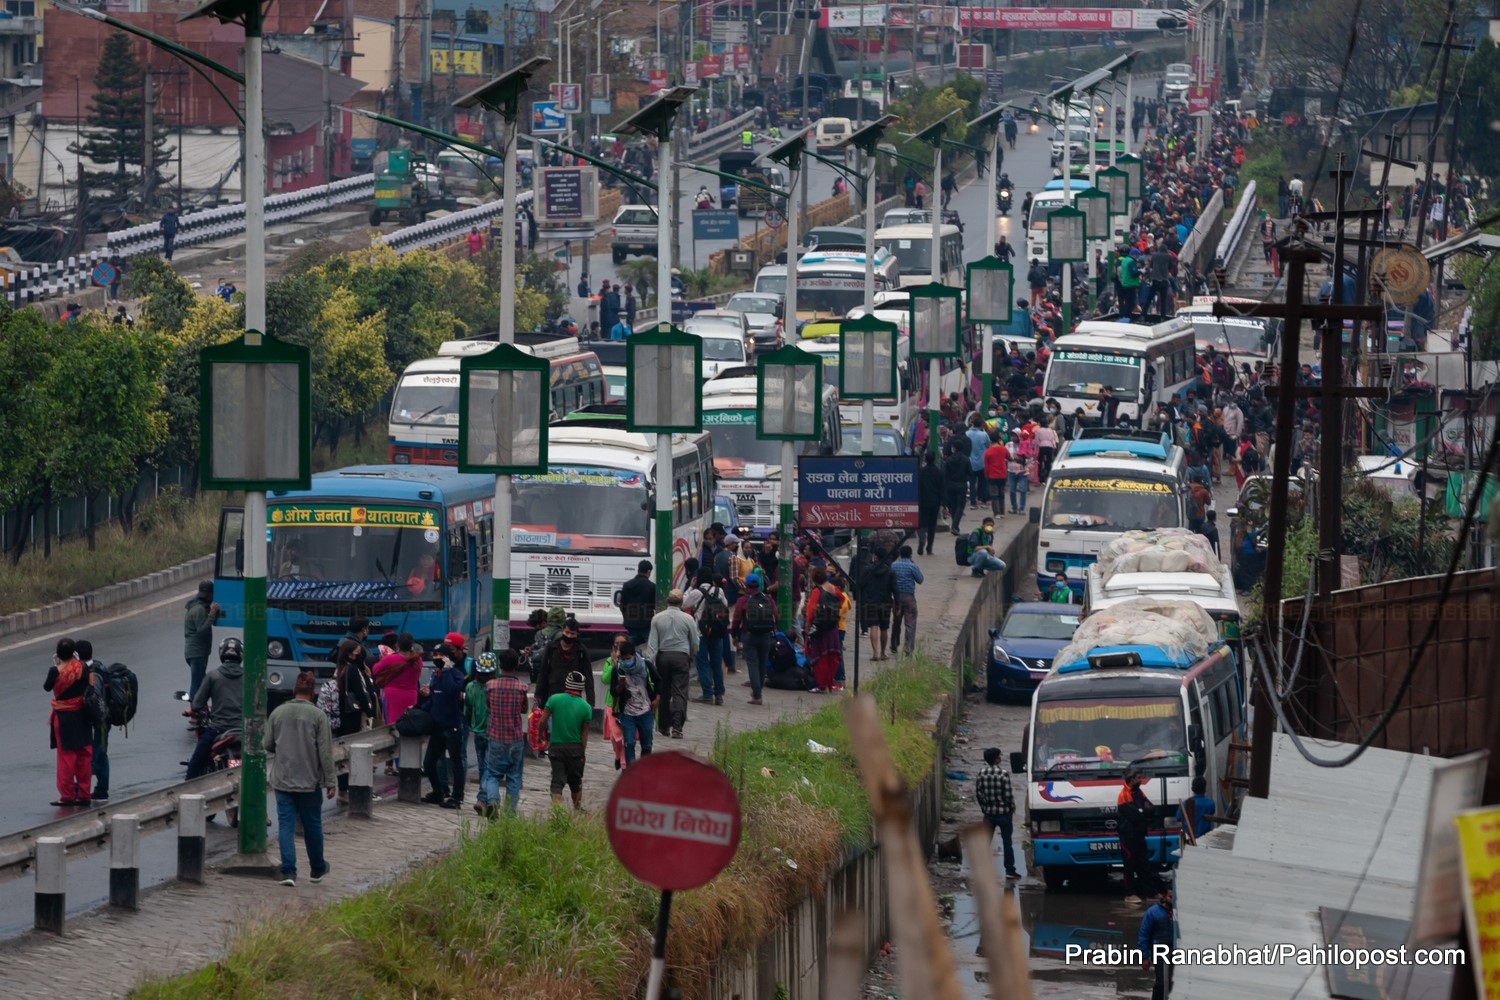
[1409,752,1488,946]
[985,68,1006,96]
[733,44,752,74]
[538,167,592,221]
[692,209,739,240]
[550,82,582,114]
[269,503,439,529]
[1187,85,1212,115]
[711,17,749,44]
[606,751,741,891]
[700,54,724,78]
[957,7,1174,30]
[798,455,919,529]
[91,261,118,288]
[648,69,668,93]
[821,3,888,27]
[1457,807,1500,997]
[956,43,989,69]
[452,112,482,142]
[531,101,567,133]
[588,73,610,116]
[431,42,484,76]
[684,61,700,87]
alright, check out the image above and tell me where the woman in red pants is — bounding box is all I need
[802,569,845,693]
[44,637,94,807]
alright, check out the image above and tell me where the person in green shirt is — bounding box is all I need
[464,652,495,810]
[539,670,593,810]
[1046,572,1076,603]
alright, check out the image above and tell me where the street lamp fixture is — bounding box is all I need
[756,344,824,441]
[1048,206,1086,263]
[839,314,899,401]
[965,256,1014,326]
[458,344,550,475]
[908,282,963,360]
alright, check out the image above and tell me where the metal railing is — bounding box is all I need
[0,725,402,882]
[377,191,535,255]
[1215,179,1258,268]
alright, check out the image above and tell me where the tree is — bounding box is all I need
[71,33,173,206]
[1455,40,1500,181]
[0,308,59,562]
[311,288,393,450]
[146,296,242,482]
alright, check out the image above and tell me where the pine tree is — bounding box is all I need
[70,33,172,205]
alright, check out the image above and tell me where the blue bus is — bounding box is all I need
[214,465,497,704]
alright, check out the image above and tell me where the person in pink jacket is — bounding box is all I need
[372,633,423,773]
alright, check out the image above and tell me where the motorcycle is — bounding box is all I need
[998,187,1013,213]
[183,705,244,826]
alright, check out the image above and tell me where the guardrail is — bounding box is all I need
[377,190,535,255]
[682,109,758,159]
[1215,179,1258,271]
[1179,187,1226,275]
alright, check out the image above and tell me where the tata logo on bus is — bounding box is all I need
[545,566,574,577]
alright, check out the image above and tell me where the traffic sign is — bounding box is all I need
[798,455,919,529]
[606,751,741,891]
[91,261,118,287]
[692,209,739,240]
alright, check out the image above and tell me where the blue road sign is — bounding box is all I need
[798,456,919,530]
[692,209,739,240]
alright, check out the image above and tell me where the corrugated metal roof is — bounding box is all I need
[1174,734,1453,999]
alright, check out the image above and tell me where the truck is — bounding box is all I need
[1013,600,1244,889]
[369,149,453,226]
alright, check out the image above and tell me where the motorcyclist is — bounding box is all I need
[696,186,715,210]
[997,172,1013,210]
[670,267,686,298]
[185,636,245,779]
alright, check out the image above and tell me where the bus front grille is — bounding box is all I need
[525,573,594,610]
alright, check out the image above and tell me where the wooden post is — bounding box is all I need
[178,793,207,883]
[348,743,374,818]
[34,837,66,934]
[109,813,141,910]
[959,823,1032,1000]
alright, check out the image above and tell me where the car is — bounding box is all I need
[815,117,853,150]
[684,310,751,377]
[723,292,783,352]
[1164,63,1192,101]
[610,204,658,264]
[987,602,1082,701]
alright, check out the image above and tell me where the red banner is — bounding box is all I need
[958,7,1157,30]
[1187,86,1212,115]
[733,44,751,73]
[648,69,668,93]
[700,54,724,78]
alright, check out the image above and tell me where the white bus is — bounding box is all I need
[793,248,901,325]
[389,338,605,465]
[1174,296,1281,380]
[702,370,841,538]
[1035,428,1188,595]
[1042,317,1196,427]
[1024,178,1095,265]
[874,223,964,287]
[508,412,714,642]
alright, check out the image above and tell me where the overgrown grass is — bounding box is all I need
[129,655,956,1000]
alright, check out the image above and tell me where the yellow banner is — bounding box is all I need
[1039,701,1178,723]
[1456,807,1500,998]
[269,505,439,529]
[1050,478,1173,495]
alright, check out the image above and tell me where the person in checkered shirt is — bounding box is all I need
[975,747,1020,879]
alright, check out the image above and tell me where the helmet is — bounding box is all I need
[219,636,244,663]
[475,651,497,674]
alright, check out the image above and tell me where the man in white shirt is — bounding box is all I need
[646,590,699,739]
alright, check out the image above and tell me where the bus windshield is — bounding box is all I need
[1045,350,1143,400]
[267,507,445,603]
[875,236,930,273]
[798,283,866,317]
[391,378,459,426]
[510,466,648,554]
[1042,475,1181,531]
[709,421,785,466]
[1185,316,1267,356]
[1032,696,1188,778]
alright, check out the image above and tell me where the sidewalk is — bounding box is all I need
[0,518,1032,999]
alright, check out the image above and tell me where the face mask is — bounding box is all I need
[561,636,577,645]
[620,658,636,670]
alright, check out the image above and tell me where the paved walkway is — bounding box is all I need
[0,519,1032,999]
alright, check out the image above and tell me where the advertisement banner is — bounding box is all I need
[1455,807,1500,998]
[886,4,959,29]
[531,101,567,133]
[648,69,669,93]
[1187,85,1212,115]
[733,44,752,73]
[798,456,919,529]
[431,43,484,75]
[684,61,700,87]
[819,4,888,28]
[550,82,582,114]
[701,54,724,78]
[452,112,482,142]
[957,7,1168,31]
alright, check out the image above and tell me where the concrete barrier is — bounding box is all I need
[0,552,215,642]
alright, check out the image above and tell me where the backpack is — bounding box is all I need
[695,585,730,640]
[528,628,559,683]
[102,662,139,729]
[810,587,842,636]
[316,679,342,725]
[744,591,777,634]
[81,675,105,726]
[954,533,974,566]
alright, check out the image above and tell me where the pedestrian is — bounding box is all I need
[421,646,468,808]
[536,618,596,709]
[464,652,495,812]
[1139,889,1175,1000]
[160,208,179,261]
[1276,175,1289,219]
[606,641,659,762]
[942,441,970,535]
[624,284,637,328]
[619,559,657,648]
[1035,416,1058,480]
[975,747,1020,879]
[803,567,844,692]
[1180,774,1216,841]
[599,280,618,333]
[966,414,990,509]
[1259,210,1276,262]
[859,547,897,661]
[539,670,593,809]
[890,545,924,656]
[215,279,236,303]
[731,574,777,704]
[914,177,927,209]
[916,451,943,554]
[478,649,529,817]
[332,628,376,804]
[44,638,95,807]
[1007,431,1030,513]
[182,581,222,702]
[941,170,957,209]
[266,670,335,887]
[371,633,422,731]
[1117,766,1155,902]
[903,170,917,207]
[1046,571,1075,602]
[646,589,698,739]
[107,252,123,301]
[76,640,110,801]
[1027,258,1048,307]
[467,225,483,256]
[982,432,1008,516]
[684,566,730,705]
[966,517,1008,577]
[185,637,245,779]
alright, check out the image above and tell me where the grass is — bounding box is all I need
[129,655,956,1000]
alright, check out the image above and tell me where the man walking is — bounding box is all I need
[1117,766,1155,902]
[421,647,468,808]
[160,207,179,261]
[646,589,698,739]
[975,747,1020,879]
[478,650,529,817]
[619,559,656,648]
[265,670,335,887]
[183,581,222,702]
[890,545,924,657]
[538,670,592,810]
[1139,889,1175,1000]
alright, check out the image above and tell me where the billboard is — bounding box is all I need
[551,82,582,114]
[531,101,567,133]
[957,7,1178,30]
[798,456,919,529]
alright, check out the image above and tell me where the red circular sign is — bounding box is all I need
[605,751,742,891]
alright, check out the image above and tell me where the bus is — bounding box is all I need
[508,411,714,643]
[703,369,841,538]
[388,338,606,465]
[1041,317,1196,427]
[1174,296,1280,379]
[1025,179,1095,265]
[212,465,498,706]
[793,248,901,325]
[873,223,964,287]
[1036,429,1187,594]
[1015,604,1243,889]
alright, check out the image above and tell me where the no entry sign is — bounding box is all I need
[606,751,741,891]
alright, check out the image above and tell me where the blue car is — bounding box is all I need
[987,602,1082,702]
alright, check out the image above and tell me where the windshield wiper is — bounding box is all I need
[404,404,447,425]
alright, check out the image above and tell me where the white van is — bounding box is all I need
[815,117,853,150]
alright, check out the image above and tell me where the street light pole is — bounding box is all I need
[928,139,942,455]
[982,127,1000,412]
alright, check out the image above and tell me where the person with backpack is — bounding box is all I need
[186,637,246,780]
[1118,251,1142,316]
[802,567,844,693]
[859,548,898,662]
[942,439,971,535]
[731,574,778,704]
[465,653,496,814]
[76,640,110,801]
[45,637,97,807]
[684,567,730,706]
[536,620,596,710]
[619,561,657,648]
[421,648,468,808]
[527,607,567,685]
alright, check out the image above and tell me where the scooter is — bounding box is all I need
[997,177,1013,214]
[182,705,244,826]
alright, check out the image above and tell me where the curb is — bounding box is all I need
[0,552,215,642]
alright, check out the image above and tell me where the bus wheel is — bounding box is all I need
[1041,866,1068,891]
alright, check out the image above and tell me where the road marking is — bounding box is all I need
[3,587,197,652]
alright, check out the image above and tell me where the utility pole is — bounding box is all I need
[176,69,184,209]
[321,32,334,182]
[1219,249,1382,798]
[393,0,406,124]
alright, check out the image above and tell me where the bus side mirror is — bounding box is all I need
[1010,751,1026,774]
[1029,507,1041,524]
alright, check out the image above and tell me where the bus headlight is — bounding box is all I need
[268,671,283,687]
[268,638,289,660]
[1038,820,1061,832]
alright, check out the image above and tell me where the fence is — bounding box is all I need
[1178,187,1226,276]
[1215,179,1258,271]
[0,462,198,557]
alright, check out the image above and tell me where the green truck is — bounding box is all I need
[370,149,454,225]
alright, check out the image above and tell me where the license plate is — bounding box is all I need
[628,244,644,249]
[1087,840,1117,853]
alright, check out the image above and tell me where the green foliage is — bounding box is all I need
[0,309,59,520]
[0,176,30,218]
[517,251,569,321]
[135,484,190,535]
[127,256,196,334]
[1239,140,1290,209]
[616,258,658,304]
[71,33,172,204]
[310,288,394,437]
[677,266,742,298]
[882,83,975,188]
[1456,40,1500,180]
[1454,252,1500,360]
[149,295,242,470]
